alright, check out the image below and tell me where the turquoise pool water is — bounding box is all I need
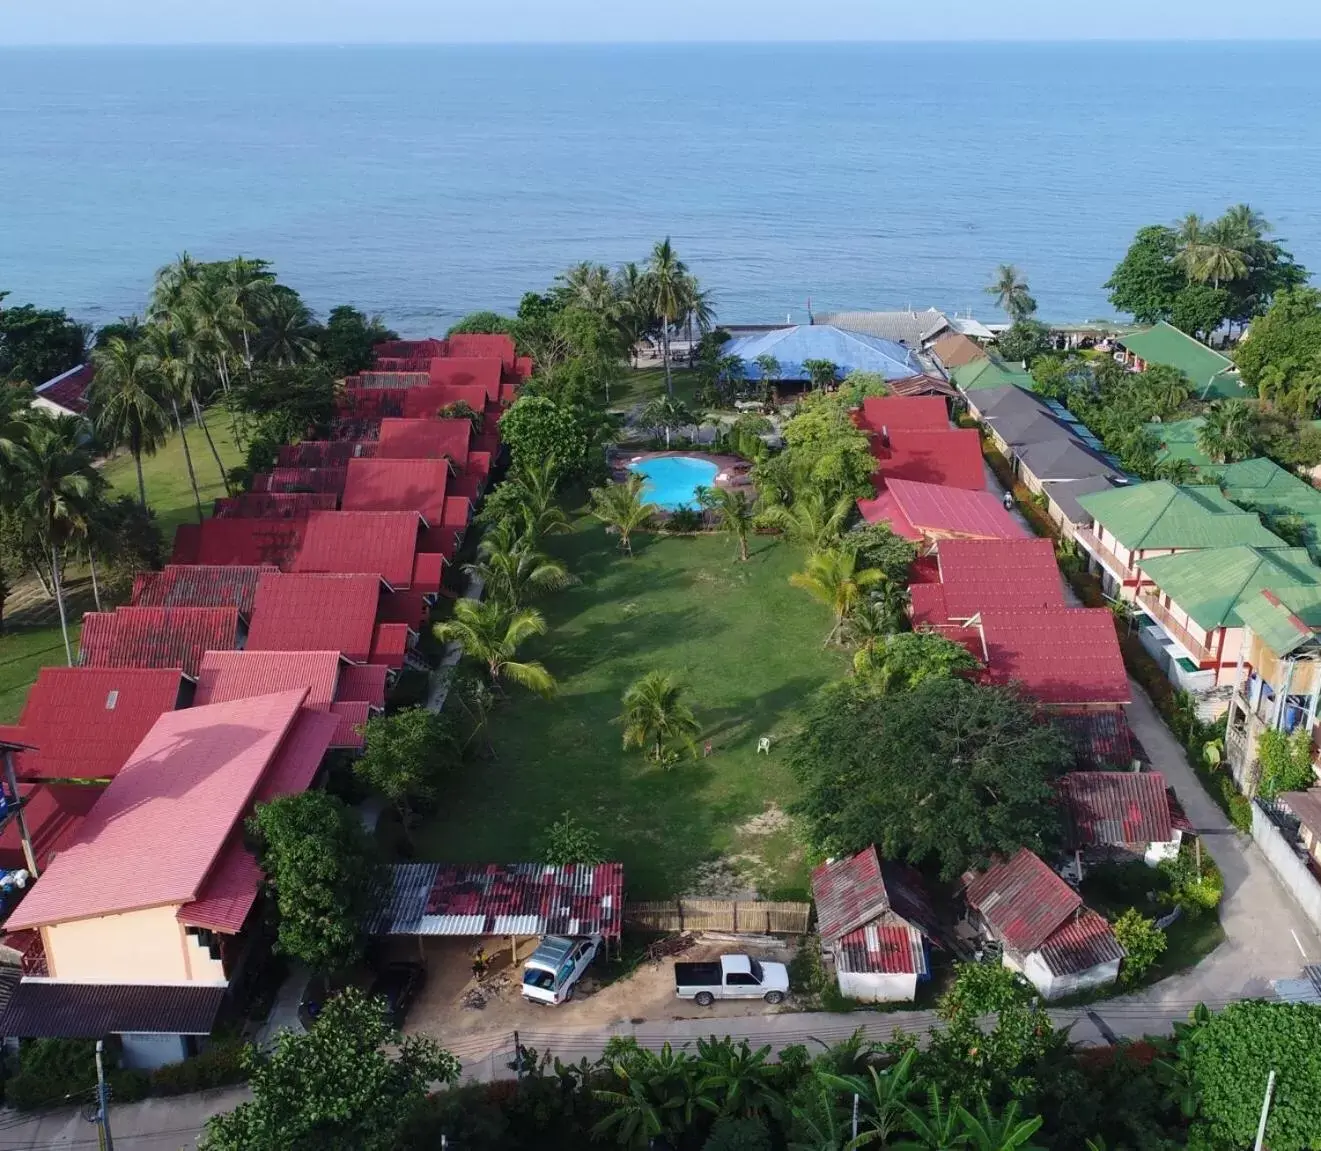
[628,456,720,511]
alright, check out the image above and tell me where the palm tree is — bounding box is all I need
[187,275,243,406]
[617,671,701,763]
[646,238,692,396]
[500,455,571,541]
[701,486,756,561]
[1142,364,1191,416]
[143,323,204,523]
[614,261,652,367]
[557,262,618,317]
[639,395,694,448]
[842,597,897,662]
[161,304,232,492]
[1173,213,1208,282]
[717,354,747,402]
[802,358,840,391]
[89,336,171,510]
[222,256,275,370]
[789,548,885,645]
[149,251,203,320]
[465,520,575,607]
[589,474,658,557]
[1222,202,1269,245]
[9,416,99,664]
[986,265,1036,321]
[257,286,319,366]
[1196,400,1256,463]
[1196,218,1249,289]
[682,278,716,364]
[432,598,556,697]
[754,353,782,402]
[761,490,854,551]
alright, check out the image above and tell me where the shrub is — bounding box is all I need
[1160,846,1225,917]
[1114,909,1167,984]
[150,1040,249,1096]
[5,1038,101,1111]
[704,1116,772,1151]
[664,507,704,533]
[539,812,604,866]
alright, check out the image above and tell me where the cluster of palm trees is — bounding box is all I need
[1172,204,1270,292]
[433,457,573,699]
[557,238,714,395]
[590,1040,1045,1150]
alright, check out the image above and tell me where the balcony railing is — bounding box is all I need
[1073,527,1136,581]
[1137,588,1217,665]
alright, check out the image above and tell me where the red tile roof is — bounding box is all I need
[1053,710,1138,770]
[402,384,489,420]
[374,338,447,360]
[856,489,922,539]
[860,478,1028,541]
[376,418,471,465]
[1036,908,1125,977]
[277,442,366,468]
[836,922,928,976]
[1057,772,1174,848]
[336,663,389,708]
[0,783,103,873]
[858,395,950,434]
[978,608,1130,706]
[370,623,412,668]
[963,848,1081,954]
[252,467,349,495]
[6,690,316,930]
[246,572,382,663]
[171,519,305,568]
[214,492,338,518]
[875,429,987,491]
[426,357,502,400]
[292,511,421,588]
[379,553,444,630]
[341,458,449,525]
[9,667,184,782]
[79,606,240,677]
[936,539,1064,606]
[327,701,372,749]
[132,564,275,615]
[445,333,517,368]
[34,364,95,414]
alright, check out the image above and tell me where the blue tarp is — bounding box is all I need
[722,325,924,382]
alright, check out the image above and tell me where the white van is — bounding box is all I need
[521,934,603,1005]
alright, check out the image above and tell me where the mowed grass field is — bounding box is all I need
[0,414,243,722]
[412,517,850,899]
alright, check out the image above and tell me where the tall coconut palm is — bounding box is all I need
[1196,400,1256,463]
[1194,218,1249,289]
[161,304,232,492]
[222,256,275,370]
[143,323,205,522]
[985,264,1036,321]
[753,354,782,400]
[700,486,756,561]
[187,276,244,405]
[89,336,171,510]
[432,598,556,697]
[646,238,692,395]
[617,671,701,763]
[761,489,854,551]
[9,416,99,664]
[557,262,619,318]
[682,278,716,365]
[789,548,885,645]
[149,251,203,321]
[1222,203,1269,244]
[842,598,897,665]
[589,473,658,557]
[614,261,652,366]
[256,286,319,366]
[1173,213,1209,283]
[465,520,575,607]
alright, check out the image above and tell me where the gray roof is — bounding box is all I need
[1043,475,1127,526]
[972,385,1053,422]
[1018,439,1122,483]
[817,308,950,346]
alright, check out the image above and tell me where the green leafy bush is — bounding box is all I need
[1113,909,1167,985]
[663,507,705,533]
[150,1040,248,1096]
[1159,844,1225,917]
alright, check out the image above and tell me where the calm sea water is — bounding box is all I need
[2,42,1320,335]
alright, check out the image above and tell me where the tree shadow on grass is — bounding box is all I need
[694,676,826,750]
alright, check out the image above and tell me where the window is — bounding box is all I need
[726,973,758,986]
[749,959,764,983]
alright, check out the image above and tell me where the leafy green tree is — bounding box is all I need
[617,670,701,764]
[500,392,596,479]
[0,298,87,386]
[1184,1001,1321,1151]
[89,335,171,510]
[433,597,557,696]
[1236,286,1321,393]
[701,486,757,561]
[986,265,1036,321]
[789,548,885,645]
[447,310,518,337]
[1029,354,1091,402]
[1196,400,1257,463]
[354,707,460,826]
[838,370,890,406]
[202,987,460,1151]
[1104,225,1185,323]
[1141,363,1192,416]
[996,319,1052,364]
[1169,283,1232,342]
[1256,725,1315,797]
[703,1115,771,1151]
[1112,909,1167,985]
[318,305,397,376]
[843,522,918,584]
[938,962,1031,1018]
[753,354,782,399]
[249,790,378,973]
[776,392,876,502]
[540,812,605,866]
[589,473,658,557]
[817,1049,919,1147]
[802,358,839,391]
[852,630,978,692]
[790,677,1067,878]
[594,1041,708,1148]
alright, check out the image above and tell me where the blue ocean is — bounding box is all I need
[2,42,1319,334]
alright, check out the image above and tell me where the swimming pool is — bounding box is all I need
[628,456,720,511]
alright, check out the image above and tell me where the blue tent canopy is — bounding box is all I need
[722,325,924,382]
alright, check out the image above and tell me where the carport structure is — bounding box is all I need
[367,862,625,964]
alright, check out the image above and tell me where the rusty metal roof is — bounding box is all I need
[79,606,240,678]
[1036,908,1125,977]
[1058,771,1173,848]
[836,922,929,976]
[132,564,276,614]
[964,848,1081,955]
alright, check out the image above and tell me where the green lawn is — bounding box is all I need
[0,622,81,723]
[609,367,702,411]
[102,414,243,541]
[413,519,849,899]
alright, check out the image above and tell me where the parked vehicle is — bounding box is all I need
[521,934,603,1005]
[369,962,426,1028]
[674,953,789,1006]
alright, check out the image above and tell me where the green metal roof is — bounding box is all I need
[953,358,1035,392]
[1145,416,1212,466]
[1138,546,1321,631]
[1236,585,1321,657]
[1076,480,1288,551]
[1200,457,1321,518]
[1118,322,1243,399]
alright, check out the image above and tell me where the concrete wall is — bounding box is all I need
[837,970,916,1003]
[1022,951,1121,1000]
[1251,803,1321,935]
[45,905,194,982]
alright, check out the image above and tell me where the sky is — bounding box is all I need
[4,0,1321,46]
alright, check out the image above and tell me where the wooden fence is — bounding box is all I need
[624,899,812,935]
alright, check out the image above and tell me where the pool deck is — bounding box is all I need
[611,449,753,492]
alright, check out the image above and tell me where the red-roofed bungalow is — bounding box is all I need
[132,565,277,615]
[858,478,1028,543]
[856,395,950,435]
[873,429,987,491]
[375,417,471,466]
[171,519,304,568]
[213,492,338,519]
[246,572,388,665]
[341,458,452,552]
[292,510,424,589]
[79,606,242,678]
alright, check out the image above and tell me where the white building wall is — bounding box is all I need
[1019,951,1121,1000]
[837,970,917,1003]
[1143,833,1183,867]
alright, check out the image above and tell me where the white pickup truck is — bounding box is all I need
[674,954,789,1007]
[521,934,602,1005]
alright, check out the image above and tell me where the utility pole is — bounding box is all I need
[1253,1068,1276,1151]
[95,1039,115,1151]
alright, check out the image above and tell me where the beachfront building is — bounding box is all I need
[1116,322,1244,401]
[719,325,924,387]
[30,363,94,418]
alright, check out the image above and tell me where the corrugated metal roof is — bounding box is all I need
[170,518,305,568]
[6,690,310,930]
[402,383,491,420]
[368,861,625,938]
[132,564,276,614]
[445,333,517,369]
[964,848,1081,954]
[933,538,1065,615]
[1076,481,1286,552]
[214,492,338,518]
[1058,771,1173,848]
[882,479,1029,541]
[276,441,366,468]
[811,846,891,942]
[978,608,1130,705]
[252,466,349,495]
[341,458,449,525]
[836,922,928,976]
[246,572,382,663]
[816,308,950,346]
[1052,711,1137,770]
[1236,587,1321,658]
[723,325,925,381]
[931,332,989,369]
[875,430,987,491]
[293,511,421,589]
[0,783,103,873]
[370,623,412,668]
[1036,908,1125,977]
[1118,322,1239,396]
[1280,789,1321,835]
[426,357,503,400]
[79,606,240,678]
[377,417,471,465]
[195,650,340,711]
[885,374,960,399]
[10,667,184,781]
[0,980,227,1038]
[855,488,922,539]
[336,663,389,708]
[1138,546,1321,632]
